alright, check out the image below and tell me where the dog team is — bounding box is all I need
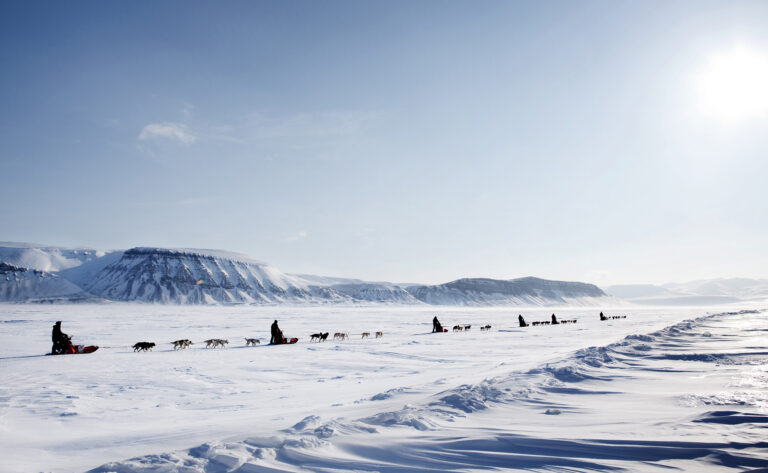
[130,311,626,352]
[132,329,384,352]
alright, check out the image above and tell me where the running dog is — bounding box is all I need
[480,325,492,331]
[375,331,383,338]
[245,338,260,346]
[361,332,370,339]
[453,325,463,332]
[172,339,192,350]
[133,342,155,352]
[204,339,229,348]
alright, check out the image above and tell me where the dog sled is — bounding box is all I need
[50,343,99,355]
[271,337,299,345]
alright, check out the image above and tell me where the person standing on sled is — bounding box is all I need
[270,320,284,344]
[52,321,74,354]
[432,316,443,333]
[551,313,559,325]
[518,314,527,327]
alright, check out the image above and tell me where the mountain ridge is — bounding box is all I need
[0,243,661,306]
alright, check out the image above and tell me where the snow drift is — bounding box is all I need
[78,308,768,473]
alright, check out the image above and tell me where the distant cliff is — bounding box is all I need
[406,277,607,306]
[0,243,612,306]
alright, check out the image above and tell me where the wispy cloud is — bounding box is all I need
[284,230,308,243]
[138,122,197,145]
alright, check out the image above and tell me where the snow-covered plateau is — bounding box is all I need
[1,303,766,472]
[0,243,614,306]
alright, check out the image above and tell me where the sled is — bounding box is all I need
[271,337,299,345]
[76,345,99,354]
[50,345,99,355]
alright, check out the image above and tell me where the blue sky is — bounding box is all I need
[1,1,767,285]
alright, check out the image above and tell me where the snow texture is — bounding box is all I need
[1,304,766,472]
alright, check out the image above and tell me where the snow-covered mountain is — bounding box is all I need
[606,278,768,305]
[80,247,373,304]
[0,242,109,272]
[0,262,95,302]
[663,278,768,300]
[0,242,641,306]
[407,277,609,306]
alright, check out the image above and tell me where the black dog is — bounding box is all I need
[133,342,155,352]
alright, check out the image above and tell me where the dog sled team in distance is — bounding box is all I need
[600,311,627,321]
[52,311,627,356]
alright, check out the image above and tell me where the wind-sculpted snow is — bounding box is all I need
[79,307,768,473]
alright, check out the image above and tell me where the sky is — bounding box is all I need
[1,0,767,286]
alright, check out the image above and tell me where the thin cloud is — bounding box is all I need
[138,122,197,145]
[285,230,308,243]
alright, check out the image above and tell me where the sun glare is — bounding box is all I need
[695,47,768,122]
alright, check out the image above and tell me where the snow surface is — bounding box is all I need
[1,304,767,472]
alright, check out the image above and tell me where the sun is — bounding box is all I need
[695,47,768,122]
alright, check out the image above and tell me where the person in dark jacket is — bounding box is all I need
[51,321,72,354]
[551,313,559,325]
[432,316,443,333]
[599,311,608,321]
[270,320,284,345]
[518,314,527,327]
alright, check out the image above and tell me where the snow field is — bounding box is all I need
[0,304,766,472]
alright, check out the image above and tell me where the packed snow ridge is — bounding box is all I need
[0,242,611,305]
